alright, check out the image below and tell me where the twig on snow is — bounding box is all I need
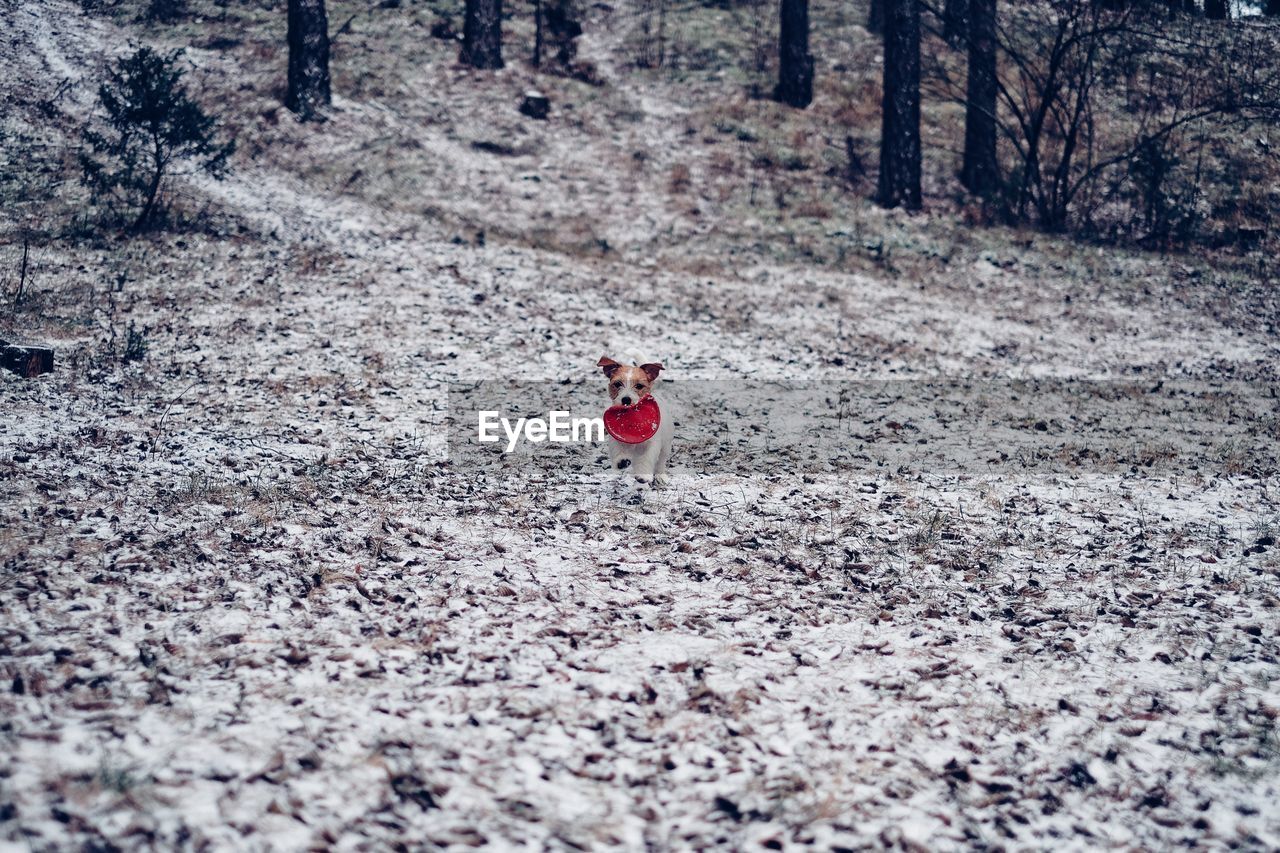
[149,380,202,456]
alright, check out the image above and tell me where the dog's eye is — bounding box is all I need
[611,381,622,389]
[635,384,646,390]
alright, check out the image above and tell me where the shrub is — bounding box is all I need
[1127,136,1204,248]
[80,47,234,233]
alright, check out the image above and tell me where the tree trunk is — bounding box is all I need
[868,0,883,35]
[943,0,967,46]
[545,0,583,67]
[461,0,504,69]
[1204,0,1226,19]
[961,0,998,198]
[1266,0,1280,17]
[533,0,543,67]
[12,239,29,311]
[133,173,162,231]
[776,0,813,108]
[286,0,331,120]
[877,0,922,210]
[133,142,165,232]
[657,0,667,67]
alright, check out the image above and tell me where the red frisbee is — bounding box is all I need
[604,396,661,444]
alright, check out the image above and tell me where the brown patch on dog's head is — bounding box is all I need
[598,356,661,407]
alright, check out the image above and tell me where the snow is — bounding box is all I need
[3,0,1280,848]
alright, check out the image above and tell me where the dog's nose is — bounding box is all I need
[621,396,633,406]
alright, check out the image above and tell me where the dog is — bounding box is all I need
[597,356,674,486]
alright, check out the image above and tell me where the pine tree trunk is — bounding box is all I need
[1204,0,1226,19]
[776,0,813,108]
[286,0,331,120]
[133,162,164,231]
[1266,0,1280,17]
[533,0,543,67]
[868,0,883,36]
[877,0,921,210]
[961,0,997,198]
[461,0,504,69]
[943,0,967,46]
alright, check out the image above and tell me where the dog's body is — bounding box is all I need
[598,356,674,486]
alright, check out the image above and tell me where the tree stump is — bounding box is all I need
[1,340,54,378]
[1237,225,1265,245]
[520,91,550,120]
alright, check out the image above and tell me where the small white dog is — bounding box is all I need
[597,355,674,486]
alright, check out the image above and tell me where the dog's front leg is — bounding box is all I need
[608,441,634,479]
[630,442,662,486]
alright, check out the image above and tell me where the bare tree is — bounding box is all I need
[286,0,331,120]
[776,0,814,108]
[1267,0,1280,16]
[1204,0,1226,19]
[929,0,1280,239]
[461,0,504,69]
[1003,3,1131,229]
[961,0,998,197]
[877,0,922,209]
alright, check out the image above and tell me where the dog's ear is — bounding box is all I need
[639,363,663,382]
[597,356,622,378]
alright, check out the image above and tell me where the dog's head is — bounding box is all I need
[597,356,662,408]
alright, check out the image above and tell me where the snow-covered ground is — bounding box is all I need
[2,0,1279,849]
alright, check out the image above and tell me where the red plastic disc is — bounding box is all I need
[603,396,661,444]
